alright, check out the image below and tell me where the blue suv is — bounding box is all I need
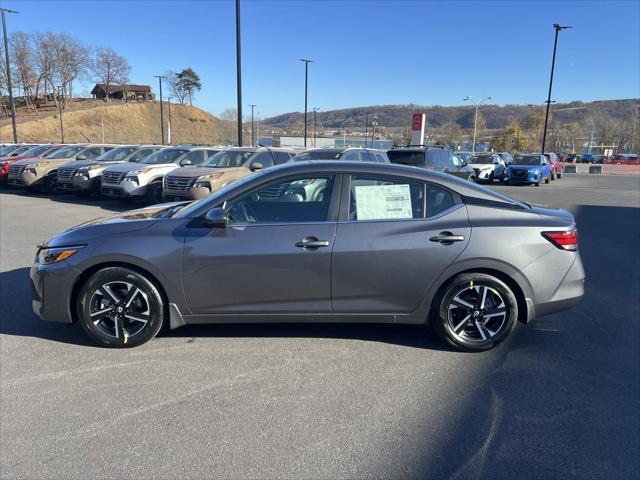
[505,154,551,186]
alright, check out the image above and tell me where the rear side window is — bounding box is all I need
[341,151,360,161]
[426,185,455,217]
[375,152,389,163]
[387,150,426,167]
[359,150,373,162]
[249,151,274,168]
[436,151,451,166]
[273,151,292,164]
[349,176,424,221]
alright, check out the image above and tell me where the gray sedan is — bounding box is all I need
[30,161,584,351]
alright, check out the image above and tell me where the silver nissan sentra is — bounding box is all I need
[30,161,584,351]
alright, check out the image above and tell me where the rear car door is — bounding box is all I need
[331,175,471,313]
[182,174,340,314]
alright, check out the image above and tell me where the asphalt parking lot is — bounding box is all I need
[1,174,639,480]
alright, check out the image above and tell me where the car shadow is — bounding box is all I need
[0,266,451,351]
[0,186,132,213]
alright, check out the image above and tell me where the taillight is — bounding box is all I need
[542,230,579,251]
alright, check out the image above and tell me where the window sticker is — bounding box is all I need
[354,184,413,220]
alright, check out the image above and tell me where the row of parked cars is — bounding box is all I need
[0,142,566,204]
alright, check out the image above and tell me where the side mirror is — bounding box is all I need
[250,162,263,172]
[205,207,227,228]
[77,154,87,161]
[180,159,192,166]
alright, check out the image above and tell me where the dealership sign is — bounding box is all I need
[411,112,426,145]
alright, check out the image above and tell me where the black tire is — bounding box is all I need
[432,273,518,351]
[146,182,163,204]
[557,172,562,179]
[535,181,540,187]
[551,172,556,181]
[76,267,165,348]
[544,175,550,184]
[45,172,59,194]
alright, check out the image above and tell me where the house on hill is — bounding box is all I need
[91,84,154,101]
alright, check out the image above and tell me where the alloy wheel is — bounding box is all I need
[446,284,508,344]
[89,281,150,342]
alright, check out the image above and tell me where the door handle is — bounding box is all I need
[429,232,465,244]
[295,236,330,250]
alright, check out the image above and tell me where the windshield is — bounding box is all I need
[292,150,343,161]
[472,155,493,164]
[98,146,137,161]
[0,145,21,156]
[19,145,50,157]
[9,146,34,156]
[513,155,542,166]
[141,148,189,165]
[45,146,85,159]
[204,149,255,167]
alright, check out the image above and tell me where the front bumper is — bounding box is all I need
[507,172,540,184]
[163,186,210,201]
[20,168,47,187]
[101,179,147,198]
[30,260,80,324]
[58,175,99,193]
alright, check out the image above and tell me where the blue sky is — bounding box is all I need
[5,0,639,118]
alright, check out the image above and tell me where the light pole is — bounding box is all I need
[463,95,492,154]
[299,58,312,148]
[56,86,65,143]
[312,107,319,147]
[371,115,378,148]
[167,96,173,145]
[249,104,256,146]
[364,112,369,148]
[541,24,572,155]
[236,0,243,146]
[154,75,166,144]
[1,7,18,143]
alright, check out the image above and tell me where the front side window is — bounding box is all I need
[245,151,274,169]
[182,150,206,165]
[341,151,360,161]
[82,147,103,159]
[129,148,156,162]
[142,148,190,164]
[45,146,85,159]
[349,176,424,221]
[99,146,137,161]
[273,151,292,164]
[204,149,255,167]
[225,175,335,224]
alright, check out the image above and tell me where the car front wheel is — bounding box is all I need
[77,267,165,347]
[432,273,518,351]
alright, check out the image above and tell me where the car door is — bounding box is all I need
[182,173,340,314]
[331,175,471,313]
[540,156,550,178]
[493,155,505,177]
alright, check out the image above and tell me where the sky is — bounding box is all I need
[4,0,639,118]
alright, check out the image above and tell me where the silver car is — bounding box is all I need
[30,161,584,351]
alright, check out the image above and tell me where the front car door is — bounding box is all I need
[331,174,471,314]
[182,174,340,314]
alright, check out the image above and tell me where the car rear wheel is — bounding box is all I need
[77,267,165,347]
[432,273,518,351]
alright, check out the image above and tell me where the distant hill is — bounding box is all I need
[263,99,639,130]
[0,99,236,145]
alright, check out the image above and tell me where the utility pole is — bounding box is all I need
[463,95,492,154]
[236,0,243,146]
[1,7,18,143]
[56,86,65,143]
[249,104,256,146]
[299,59,312,148]
[312,107,319,147]
[154,75,166,144]
[371,115,378,148]
[167,96,173,145]
[541,24,572,155]
[364,112,368,148]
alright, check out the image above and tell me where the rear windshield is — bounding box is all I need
[387,150,425,166]
[141,148,189,164]
[292,150,343,161]
[45,146,85,159]
[472,155,493,164]
[204,149,255,167]
[513,155,541,165]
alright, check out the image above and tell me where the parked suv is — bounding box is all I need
[387,146,476,182]
[543,152,562,180]
[9,144,115,192]
[57,145,163,195]
[505,154,551,186]
[291,147,389,163]
[101,146,221,203]
[2,144,64,185]
[468,153,507,182]
[163,147,297,201]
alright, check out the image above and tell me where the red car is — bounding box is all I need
[543,152,563,180]
[605,154,639,165]
[0,144,66,184]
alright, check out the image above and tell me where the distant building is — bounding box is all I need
[91,84,154,101]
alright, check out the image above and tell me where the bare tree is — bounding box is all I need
[164,70,186,104]
[93,47,130,101]
[9,32,37,108]
[55,34,91,100]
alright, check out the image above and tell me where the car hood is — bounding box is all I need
[103,162,177,174]
[167,166,246,178]
[45,203,187,247]
[509,165,540,171]
[469,163,495,170]
[61,159,127,169]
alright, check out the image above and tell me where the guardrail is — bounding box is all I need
[562,164,640,175]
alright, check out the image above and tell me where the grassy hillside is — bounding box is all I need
[0,100,237,145]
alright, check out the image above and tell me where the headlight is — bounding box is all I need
[124,176,139,185]
[77,164,102,173]
[127,167,152,175]
[194,181,211,189]
[38,245,84,264]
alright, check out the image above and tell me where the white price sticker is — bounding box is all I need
[354,184,413,220]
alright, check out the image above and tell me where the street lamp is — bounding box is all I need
[1,7,18,143]
[463,95,492,154]
[167,96,173,145]
[364,112,369,148]
[154,75,166,144]
[249,104,256,146]
[235,0,243,146]
[371,115,378,148]
[541,24,572,154]
[56,86,65,143]
[312,107,320,147]
[299,58,313,148]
